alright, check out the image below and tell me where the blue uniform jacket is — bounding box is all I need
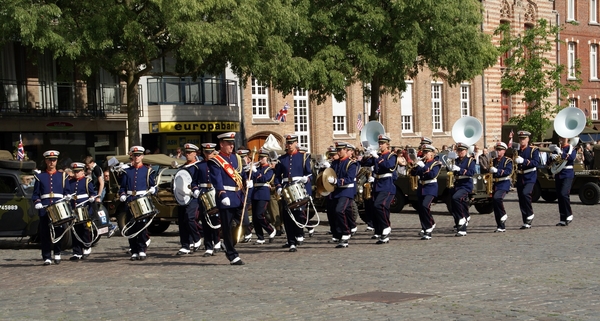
[69,177,97,209]
[453,156,476,191]
[411,160,441,197]
[361,151,397,194]
[208,152,246,209]
[516,145,540,184]
[194,160,213,195]
[118,164,157,201]
[251,164,274,201]
[181,161,200,193]
[33,170,71,216]
[331,156,358,199]
[276,150,312,195]
[492,156,513,191]
[553,144,577,179]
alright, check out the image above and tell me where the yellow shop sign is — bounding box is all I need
[150,121,240,133]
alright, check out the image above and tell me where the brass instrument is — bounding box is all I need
[550,107,586,174]
[447,116,483,188]
[406,148,419,191]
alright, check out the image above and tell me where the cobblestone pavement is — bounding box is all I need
[1,193,599,320]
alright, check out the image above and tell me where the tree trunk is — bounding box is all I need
[369,77,382,121]
[126,72,141,147]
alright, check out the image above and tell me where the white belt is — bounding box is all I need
[282,176,303,183]
[223,186,239,192]
[419,178,437,184]
[457,176,471,180]
[41,193,63,199]
[376,173,393,179]
[198,183,211,188]
[254,183,270,187]
[517,168,536,174]
[339,184,355,188]
[494,177,511,182]
[127,190,148,196]
[564,165,573,169]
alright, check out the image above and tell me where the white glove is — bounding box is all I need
[452,165,461,172]
[193,190,200,198]
[489,166,498,173]
[516,156,524,164]
[88,196,96,203]
[276,188,282,196]
[551,145,562,154]
[370,150,379,158]
[148,186,156,194]
[322,162,331,168]
[368,176,375,183]
[63,194,72,201]
[416,161,425,168]
[447,151,458,160]
[246,180,254,189]
[251,164,257,173]
[327,176,337,184]
[300,176,308,184]
[119,195,127,202]
[35,203,43,210]
[221,197,231,206]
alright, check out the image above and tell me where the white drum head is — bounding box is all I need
[173,169,193,205]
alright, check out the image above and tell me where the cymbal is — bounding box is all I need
[321,168,336,192]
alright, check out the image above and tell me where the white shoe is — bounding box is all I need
[255,239,266,244]
[242,233,252,243]
[269,229,276,239]
[83,248,92,257]
[138,252,147,260]
[307,228,315,237]
[350,227,357,235]
[214,241,222,252]
[365,226,374,232]
[494,228,506,233]
[193,240,202,251]
[54,255,61,264]
[296,236,305,242]
[130,253,138,261]
[500,214,507,223]
[146,239,152,247]
[43,259,52,265]
[341,234,351,241]
[455,231,467,237]
[176,248,191,255]
[418,230,424,237]
[382,227,391,236]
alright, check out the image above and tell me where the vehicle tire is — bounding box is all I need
[351,201,359,222]
[116,211,128,231]
[531,183,541,203]
[389,194,406,213]
[0,159,36,171]
[58,229,72,250]
[147,220,171,235]
[474,202,494,214]
[579,182,600,205]
[540,191,558,203]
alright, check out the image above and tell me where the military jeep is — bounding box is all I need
[531,144,600,205]
[103,154,181,234]
[392,156,494,214]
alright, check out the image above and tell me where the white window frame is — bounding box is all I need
[251,77,269,118]
[431,83,443,133]
[294,88,310,151]
[568,42,577,79]
[569,98,578,108]
[568,0,576,21]
[591,44,598,80]
[591,0,598,23]
[460,84,471,117]
[592,99,598,120]
[400,82,413,133]
[332,95,347,134]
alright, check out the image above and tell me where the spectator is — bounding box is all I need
[583,143,594,170]
[173,148,186,160]
[479,147,490,174]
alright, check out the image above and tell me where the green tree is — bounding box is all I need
[237,0,498,120]
[496,19,581,142]
[1,0,290,146]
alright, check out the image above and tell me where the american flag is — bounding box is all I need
[356,113,364,131]
[508,129,514,146]
[17,134,24,161]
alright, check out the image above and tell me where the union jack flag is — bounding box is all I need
[356,113,363,131]
[275,102,289,122]
[17,134,24,161]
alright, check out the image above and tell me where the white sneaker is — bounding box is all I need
[130,253,138,261]
[83,248,92,257]
[138,252,147,260]
[43,259,52,265]
[176,248,191,255]
[341,234,351,241]
[455,231,467,237]
[255,239,266,244]
[350,227,357,235]
[242,233,252,243]
[494,228,506,233]
[269,229,277,239]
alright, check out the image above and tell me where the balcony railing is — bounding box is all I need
[0,79,142,118]
[147,77,237,106]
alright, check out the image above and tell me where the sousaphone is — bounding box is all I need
[172,168,193,205]
[551,107,586,174]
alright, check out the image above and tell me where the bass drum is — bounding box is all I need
[172,168,193,205]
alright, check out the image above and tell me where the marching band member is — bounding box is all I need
[325,146,340,239]
[346,144,359,235]
[69,162,98,260]
[208,132,247,265]
[361,135,397,244]
[551,136,577,226]
[416,137,433,158]
[328,142,358,248]
[32,150,72,265]
[449,142,476,236]
[237,148,254,243]
[275,134,312,252]
[267,157,284,237]
[118,146,157,261]
[410,144,440,240]
[299,146,314,238]
[489,142,513,232]
[250,148,277,244]
[176,143,203,255]
[514,131,540,229]
[195,143,223,257]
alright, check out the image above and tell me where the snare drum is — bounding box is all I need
[200,188,219,216]
[282,181,309,209]
[127,195,158,220]
[73,206,91,225]
[46,200,75,226]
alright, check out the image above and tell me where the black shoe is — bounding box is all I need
[69,255,83,261]
[335,240,349,248]
[202,252,212,257]
[520,224,532,229]
[230,259,245,265]
[556,221,567,226]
